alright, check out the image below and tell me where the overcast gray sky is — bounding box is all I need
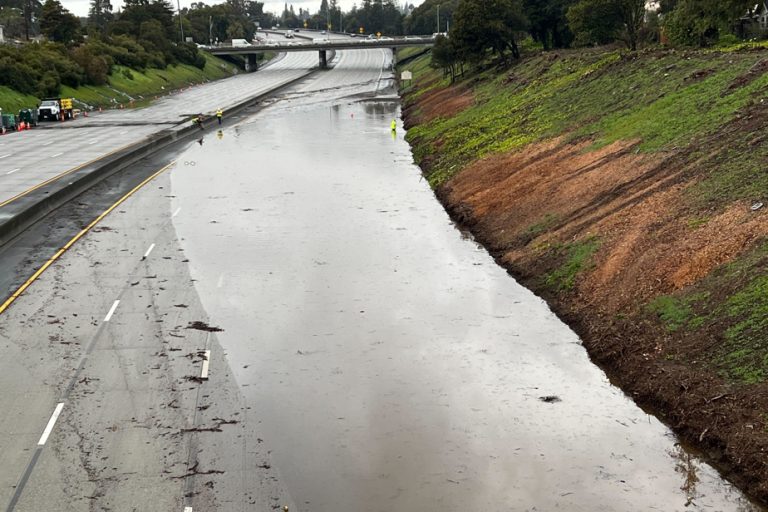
[63,0,421,17]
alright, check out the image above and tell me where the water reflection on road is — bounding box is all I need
[170,57,760,511]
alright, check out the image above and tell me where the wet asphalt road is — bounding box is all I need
[0,38,316,207]
[0,46,764,511]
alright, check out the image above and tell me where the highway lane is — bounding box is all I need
[0,47,359,512]
[0,45,762,512]
[0,168,294,510]
[0,49,319,208]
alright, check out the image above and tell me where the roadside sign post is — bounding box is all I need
[401,70,413,87]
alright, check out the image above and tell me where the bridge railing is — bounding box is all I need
[203,35,436,50]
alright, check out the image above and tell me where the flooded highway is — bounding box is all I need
[0,47,762,512]
[168,51,761,511]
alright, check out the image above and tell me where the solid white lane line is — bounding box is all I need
[119,130,128,135]
[104,300,120,322]
[143,243,156,259]
[88,140,99,145]
[37,403,65,446]
[41,141,54,146]
[52,152,63,158]
[172,207,181,217]
[7,168,20,175]
[200,350,211,380]
[0,154,11,159]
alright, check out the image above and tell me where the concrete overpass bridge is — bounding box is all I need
[206,36,435,70]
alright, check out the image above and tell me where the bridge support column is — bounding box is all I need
[319,50,328,69]
[245,54,259,72]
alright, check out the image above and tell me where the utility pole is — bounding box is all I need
[22,0,31,41]
[436,4,440,33]
[209,15,212,45]
[177,0,185,42]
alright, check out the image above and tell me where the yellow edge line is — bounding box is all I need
[0,160,177,316]
[0,140,144,209]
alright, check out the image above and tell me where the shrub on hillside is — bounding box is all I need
[172,42,206,70]
[71,46,110,85]
[0,34,211,98]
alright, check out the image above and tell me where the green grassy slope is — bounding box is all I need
[404,45,768,193]
[401,44,768,384]
[0,52,239,113]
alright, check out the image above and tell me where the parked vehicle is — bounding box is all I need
[18,108,38,127]
[1,112,18,131]
[38,98,74,121]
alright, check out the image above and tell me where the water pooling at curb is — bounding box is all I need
[169,53,762,511]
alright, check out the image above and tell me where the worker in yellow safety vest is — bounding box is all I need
[391,119,396,131]
[216,108,223,126]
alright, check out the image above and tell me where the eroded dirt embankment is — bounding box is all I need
[401,47,768,504]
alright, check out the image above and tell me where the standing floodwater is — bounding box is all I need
[170,50,760,511]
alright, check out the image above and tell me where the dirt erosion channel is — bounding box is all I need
[401,46,768,507]
[164,53,759,510]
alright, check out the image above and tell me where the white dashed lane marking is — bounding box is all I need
[201,350,211,380]
[142,243,156,260]
[37,403,64,446]
[103,300,120,322]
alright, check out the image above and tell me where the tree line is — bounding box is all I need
[429,0,768,82]
[1,0,765,98]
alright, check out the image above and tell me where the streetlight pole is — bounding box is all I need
[177,0,185,42]
[436,4,440,34]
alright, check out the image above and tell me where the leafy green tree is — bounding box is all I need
[0,3,31,39]
[663,0,751,46]
[40,0,80,43]
[430,33,463,81]
[658,0,677,14]
[341,0,402,35]
[616,0,645,50]
[1,0,44,40]
[88,0,113,32]
[452,0,527,63]
[566,0,645,50]
[71,44,109,84]
[523,0,575,49]
[404,0,459,35]
[120,0,176,40]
